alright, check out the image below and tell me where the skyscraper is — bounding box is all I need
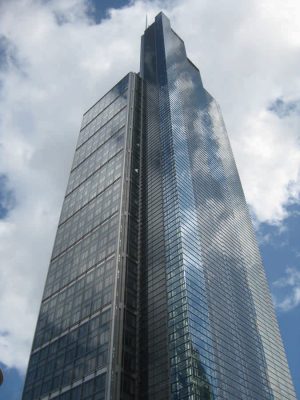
[22,12,296,400]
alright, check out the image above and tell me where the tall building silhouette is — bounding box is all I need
[22,12,296,400]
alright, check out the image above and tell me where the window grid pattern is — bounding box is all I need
[155,16,215,400]
[141,13,296,400]
[117,75,142,400]
[74,109,126,168]
[81,77,128,130]
[59,152,123,225]
[78,94,127,146]
[22,74,131,400]
[140,22,170,400]
[66,131,124,195]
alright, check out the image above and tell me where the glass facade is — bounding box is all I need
[22,73,142,400]
[139,12,296,400]
[22,12,296,400]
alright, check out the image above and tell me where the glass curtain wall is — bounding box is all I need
[22,73,141,400]
[140,12,296,400]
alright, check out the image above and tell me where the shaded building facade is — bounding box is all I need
[22,12,296,400]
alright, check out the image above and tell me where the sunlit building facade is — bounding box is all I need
[22,12,296,400]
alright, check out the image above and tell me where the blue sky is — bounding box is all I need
[0,0,299,398]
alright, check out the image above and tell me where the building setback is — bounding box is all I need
[22,12,296,400]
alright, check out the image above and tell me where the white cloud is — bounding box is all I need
[273,267,300,311]
[0,0,299,374]
[233,107,300,222]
